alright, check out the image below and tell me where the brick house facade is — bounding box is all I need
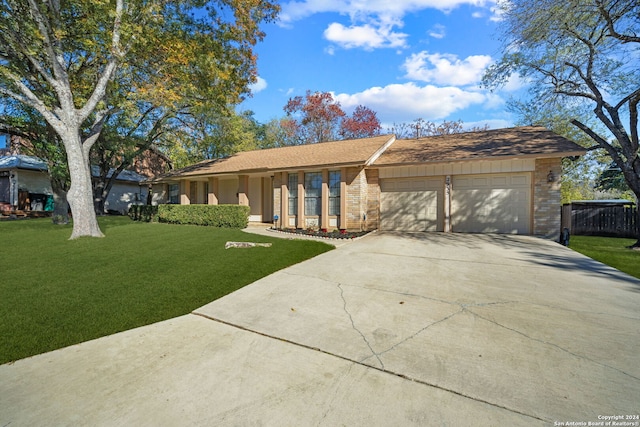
[150,127,585,237]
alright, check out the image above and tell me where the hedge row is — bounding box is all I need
[128,205,159,222]
[156,204,250,228]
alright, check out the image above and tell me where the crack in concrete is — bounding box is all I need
[368,308,465,361]
[338,283,385,370]
[316,362,356,427]
[283,269,640,322]
[342,282,462,307]
[278,271,638,384]
[364,249,548,270]
[192,312,549,424]
[466,309,640,382]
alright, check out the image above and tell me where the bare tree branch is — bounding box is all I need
[597,0,640,43]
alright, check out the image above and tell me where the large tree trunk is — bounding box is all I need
[64,134,104,239]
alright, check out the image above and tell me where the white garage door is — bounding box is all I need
[452,173,531,234]
[380,177,443,231]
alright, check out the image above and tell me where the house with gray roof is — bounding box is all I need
[0,154,150,215]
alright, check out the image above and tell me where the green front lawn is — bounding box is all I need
[0,217,333,364]
[569,235,640,279]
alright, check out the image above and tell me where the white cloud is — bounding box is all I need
[428,24,446,39]
[333,82,487,122]
[502,72,528,91]
[324,21,408,50]
[249,76,268,93]
[403,51,493,86]
[280,0,495,24]
[280,0,498,51]
[489,0,508,21]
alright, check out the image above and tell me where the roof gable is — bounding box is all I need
[375,126,586,166]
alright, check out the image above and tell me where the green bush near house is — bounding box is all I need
[128,205,159,222]
[158,204,250,228]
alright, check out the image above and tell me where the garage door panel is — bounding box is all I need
[380,178,443,232]
[452,174,531,234]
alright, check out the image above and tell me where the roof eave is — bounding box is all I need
[375,150,587,168]
[149,161,370,182]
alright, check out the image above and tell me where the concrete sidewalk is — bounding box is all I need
[1,232,639,426]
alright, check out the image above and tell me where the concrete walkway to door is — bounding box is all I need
[1,232,639,426]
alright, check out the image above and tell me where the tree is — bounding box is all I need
[167,109,261,169]
[284,91,346,144]
[508,100,614,203]
[386,119,489,139]
[484,0,640,244]
[0,1,278,238]
[91,104,173,214]
[257,118,296,148]
[339,105,381,139]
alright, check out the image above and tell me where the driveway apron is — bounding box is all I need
[1,232,639,426]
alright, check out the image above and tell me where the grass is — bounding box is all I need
[569,235,640,279]
[0,217,333,364]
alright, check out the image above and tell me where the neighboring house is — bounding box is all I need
[0,155,50,213]
[0,132,171,215]
[0,154,150,214]
[150,126,586,237]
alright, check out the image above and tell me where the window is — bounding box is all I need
[304,172,322,216]
[288,173,298,215]
[168,184,179,204]
[329,171,341,216]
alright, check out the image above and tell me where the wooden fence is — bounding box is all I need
[563,203,638,238]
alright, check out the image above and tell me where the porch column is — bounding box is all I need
[340,167,347,229]
[208,177,219,205]
[280,172,289,228]
[180,179,190,205]
[321,169,329,230]
[297,170,305,228]
[238,175,249,206]
[445,176,452,232]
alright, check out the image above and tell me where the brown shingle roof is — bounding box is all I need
[376,126,586,166]
[153,134,395,180]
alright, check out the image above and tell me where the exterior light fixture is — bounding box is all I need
[547,171,556,183]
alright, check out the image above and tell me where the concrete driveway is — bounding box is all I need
[1,232,639,426]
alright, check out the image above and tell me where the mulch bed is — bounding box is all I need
[270,227,370,240]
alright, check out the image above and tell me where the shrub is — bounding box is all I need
[128,205,159,222]
[158,204,250,228]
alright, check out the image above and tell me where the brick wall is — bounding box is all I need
[345,167,364,230]
[365,168,380,230]
[343,167,378,231]
[533,158,562,238]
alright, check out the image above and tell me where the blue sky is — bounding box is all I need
[240,0,526,131]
